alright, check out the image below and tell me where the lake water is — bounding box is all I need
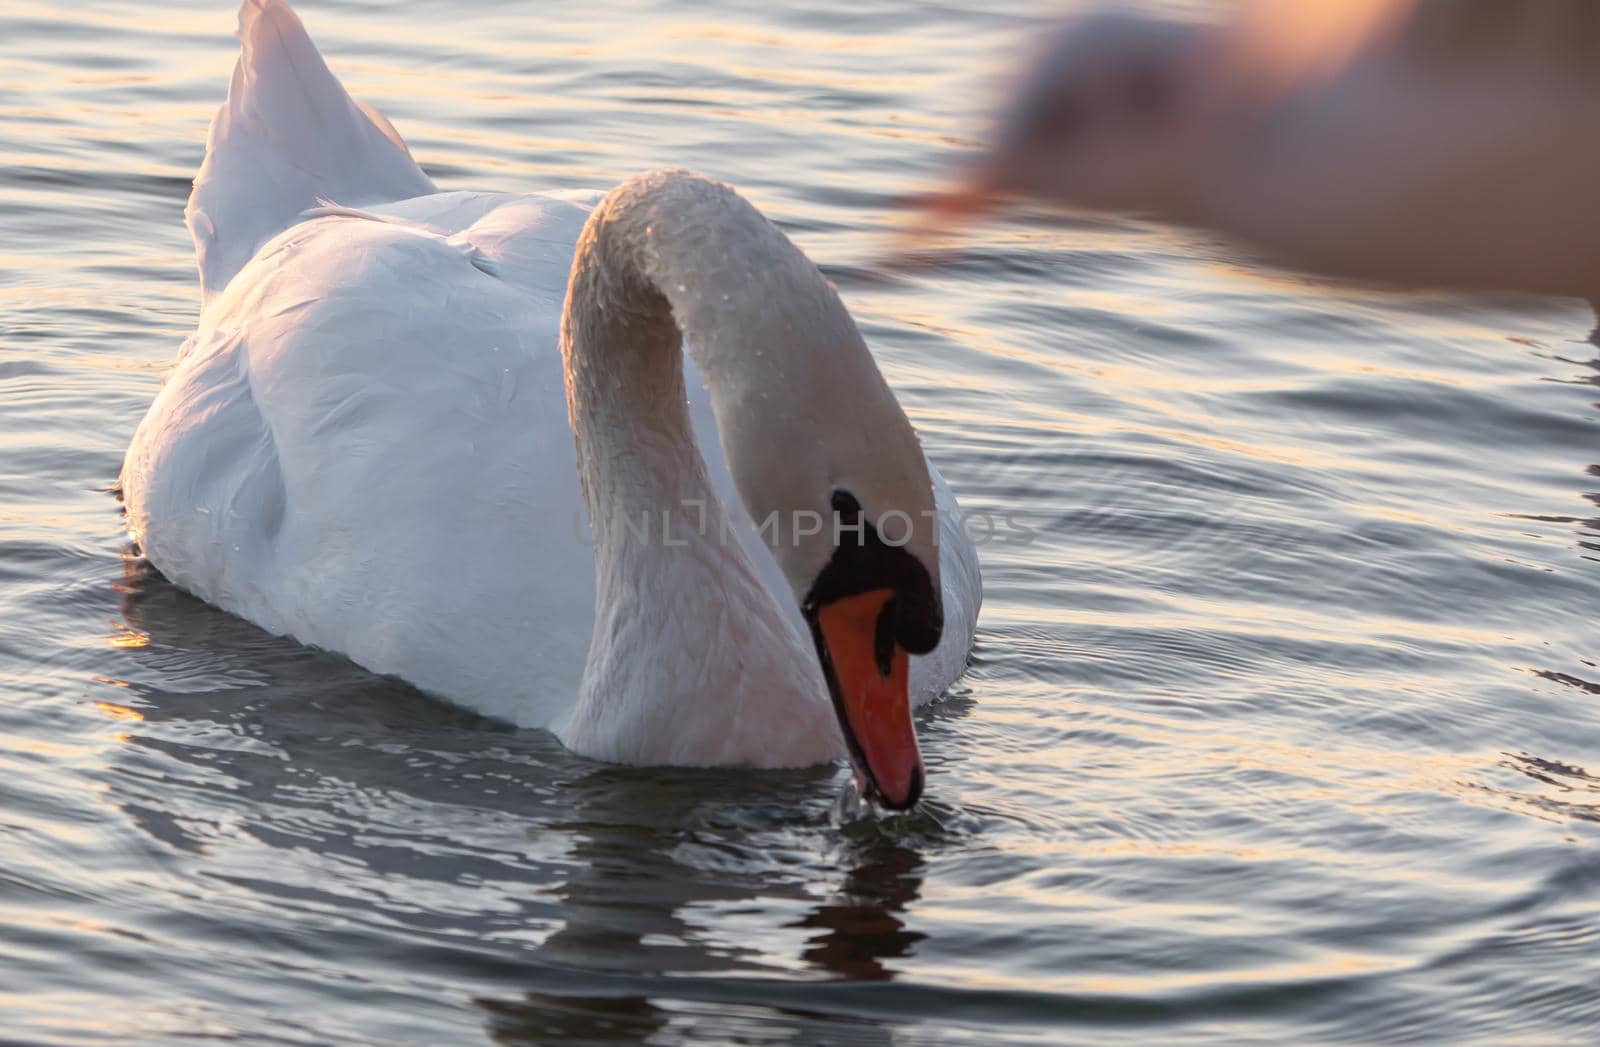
[2,1,1597,1043]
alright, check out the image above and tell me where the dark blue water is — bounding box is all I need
[1,1,1596,1043]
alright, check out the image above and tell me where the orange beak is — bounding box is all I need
[814,588,923,810]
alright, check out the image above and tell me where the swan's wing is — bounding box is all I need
[189,0,436,304]
[126,202,600,728]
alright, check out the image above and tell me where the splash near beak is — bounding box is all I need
[814,588,924,810]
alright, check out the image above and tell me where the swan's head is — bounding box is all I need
[569,169,947,808]
[793,473,943,813]
[714,408,944,812]
[696,229,947,811]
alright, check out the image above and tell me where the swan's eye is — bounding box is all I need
[830,488,861,519]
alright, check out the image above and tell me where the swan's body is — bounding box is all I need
[122,0,979,796]
[934,0,1600,297]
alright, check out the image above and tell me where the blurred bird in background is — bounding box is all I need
[922,0,1600,300]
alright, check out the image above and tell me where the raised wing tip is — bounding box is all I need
[237,0,301,39]
[190,0,436,304]
[235,0,319,76]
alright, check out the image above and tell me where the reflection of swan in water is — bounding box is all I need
[476,781,926,1043]
[102,560,935,1043]
[472,728,929,1040]
[792,838,925,982]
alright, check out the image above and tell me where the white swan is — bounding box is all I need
[120,0,980,808]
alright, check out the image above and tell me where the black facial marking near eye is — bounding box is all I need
[801,488,942,656]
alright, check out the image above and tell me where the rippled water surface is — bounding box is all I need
[3,1,1599,1043]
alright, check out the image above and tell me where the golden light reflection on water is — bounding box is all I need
[92,700,143,722]
[1071,950,1413,997]
[1031,593,1518,649]
[3,735,79,760]
[106,621,149,649]
[1105,420,1348,473]
[660,23,893,54]
[916,946,1413,999]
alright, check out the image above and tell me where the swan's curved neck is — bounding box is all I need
[554,171,837,761]
[562,172,837,493]
[564,176,749,541]
[560,228,706,548]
